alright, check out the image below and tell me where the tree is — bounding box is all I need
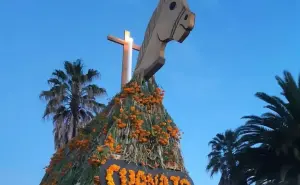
[206,130,247,185]
[237,71,300,184]
[40,59,107,149]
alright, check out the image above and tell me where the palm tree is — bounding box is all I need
[40,59,107,149]
[207,130,247,185]
[237,71,300,184]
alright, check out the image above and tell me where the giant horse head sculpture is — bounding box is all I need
[134,0,195,80]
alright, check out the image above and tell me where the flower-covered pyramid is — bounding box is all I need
[40,78,192,185]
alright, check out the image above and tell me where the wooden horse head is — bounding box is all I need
[134,0,195,80]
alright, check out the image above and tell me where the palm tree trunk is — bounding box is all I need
[72,118,77,138]
[70,94,80,139]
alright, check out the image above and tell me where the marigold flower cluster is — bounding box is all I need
[45,148,64,173]
[104,164,192,185]
[116,81,164,109]
[116,117,127,129]
[152,125,169,146]
[136,170,147,184]
[123,82,141,95]
[146,174,155,185]
[41,80,189,185]
[151,119,181,146]
[97,146,104,152]
[170,176,180,185]
[68,139,89,151]
[102,124,108,135]
[128,170,135,185]
[129,114,150,143]
[167,125,180,139]
[119,168,127,185]
[132,87,164,109]
[180,178,191,185]
[110,80,181,152]
[104,134,115,151]
[106,164,120,185]
[115,144,122,153]
[43,149,71,185]
[114,104,151,144]
[160,174,169,185]
[87,154,106,167]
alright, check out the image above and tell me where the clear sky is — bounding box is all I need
[0,0,299,184]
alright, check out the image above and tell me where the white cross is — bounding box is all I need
[107,30,140,89]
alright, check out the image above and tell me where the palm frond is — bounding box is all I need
[275,71,300,121]
[52,69,68,82]
[255,92,290,119]
[81,69,100,84]
[206,129,246,184]
[82,85,107,98]
[39,90,55,101]
[235,71,300,184]
[64,60,76,76]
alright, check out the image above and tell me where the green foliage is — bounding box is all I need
[207,71,300,185]
[206,130,247,185]
[40,77,185,185]
[40,59,107,149]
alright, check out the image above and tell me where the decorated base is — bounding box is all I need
[40,77,194,185]
[98,159,193,185]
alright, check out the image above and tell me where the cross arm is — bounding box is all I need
[107,35,141,51]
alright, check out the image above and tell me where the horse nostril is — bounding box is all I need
[184,14,188,20]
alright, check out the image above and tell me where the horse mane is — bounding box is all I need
[134,0,165,71]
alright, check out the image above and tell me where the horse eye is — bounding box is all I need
[169,2,177,10]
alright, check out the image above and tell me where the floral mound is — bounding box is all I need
[40,78,186,185]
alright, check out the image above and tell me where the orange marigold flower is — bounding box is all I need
[106,165,121,185]
[97,146,103,152]
[128,170,135,185]
[130,106,135,111]
[119,168,127,185]
[179,179,191,185]
[101,159,107,165]
[170,176,180,185]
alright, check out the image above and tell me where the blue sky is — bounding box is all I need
[0,0,299,184]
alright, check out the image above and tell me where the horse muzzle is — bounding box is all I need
[173,10,195,43]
